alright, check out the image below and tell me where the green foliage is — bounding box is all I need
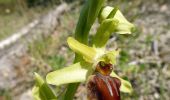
[0,13,29,40]
[27,0,60,7]
[0,0,14,4]
[75,0,105,44]
[29,36,52,59]
[46,55,66,70]
[0,89,11,100]
[119,50,130,64]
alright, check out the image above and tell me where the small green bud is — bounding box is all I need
[99,6,135,34]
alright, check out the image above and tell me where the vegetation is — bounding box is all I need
[0,0,169,99]
[0,0,59,41]
[32,0,135,99]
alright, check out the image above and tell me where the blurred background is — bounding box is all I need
[0,0,170,100]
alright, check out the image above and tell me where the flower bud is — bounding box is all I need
[99,6,135,34]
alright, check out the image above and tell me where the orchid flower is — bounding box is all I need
[32,2,135,99]
[46,36,133,93]
[46,6,134,94]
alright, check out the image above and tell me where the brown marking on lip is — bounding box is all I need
[87,74,121,100]
[87,61,121,100]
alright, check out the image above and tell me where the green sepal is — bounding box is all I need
[106,7,118,19]
[32,73,57,100]
[67,37,96,63]
[46,62,93,86]
[93,19,119,48]
[111,71,133,93]
[115,22,134,34]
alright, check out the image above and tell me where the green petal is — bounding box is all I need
[67,37,96,63]
[46,62,93,86]
[99,6,135,34]
[98,50,119,64]
[115,22,134,34]
[93,19,119,48]
[32,73,57,100]
[111,71,133,93]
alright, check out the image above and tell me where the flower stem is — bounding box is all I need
[64,0,105,99]
[64,83,80,100]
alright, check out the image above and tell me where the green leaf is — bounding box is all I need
[32,73,56,100]
[111,71,133,93]
[93,19,119,48]
[86,0,105,29]
[75,0,105,44]
[46,62,93,86]
[99,6,135,34]
[67,37,96,63]
[74,0,89,44]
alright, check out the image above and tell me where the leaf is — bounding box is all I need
[67,37,96,63]
[93,19,119,48]
[32,73,57,100]
[87,0,105,28]
[46,62,93,86]
[75,0,105,44]
[74,0,89,44]
[111,71,133,93]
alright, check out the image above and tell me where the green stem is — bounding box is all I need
[64,0,105,99]
[63,54,82,100]
[64,83,80,100]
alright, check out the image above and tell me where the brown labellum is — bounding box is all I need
[87,61,121,100]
